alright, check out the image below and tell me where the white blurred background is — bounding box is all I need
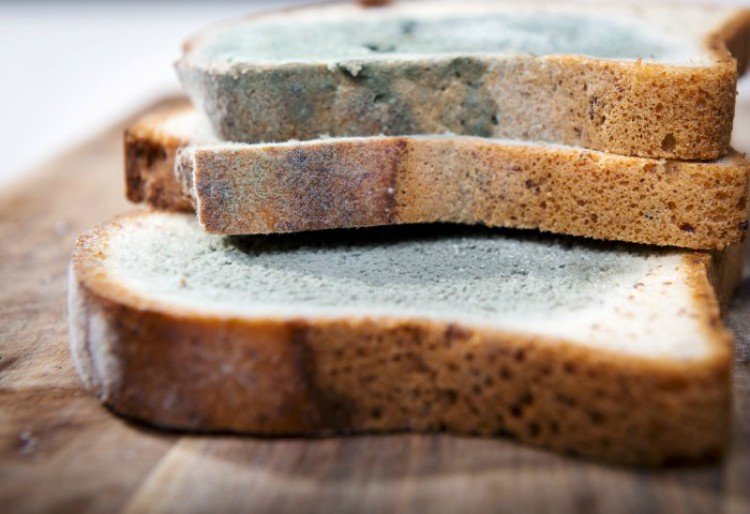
[0,0,309,187]
[1,0,749,187]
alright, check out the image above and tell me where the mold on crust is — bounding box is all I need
[186,13,698,65]
[129,103,749,250]
[175,1,750,159]
[186,135,750,250]
[69,211,739,465]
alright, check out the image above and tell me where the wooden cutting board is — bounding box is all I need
[1,97,750,514]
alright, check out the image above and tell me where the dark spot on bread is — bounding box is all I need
[556,393,577,407]
[290,328,355,430]
[588,95,598,120]
[363,43,396,53]
[679,223,695,233]
[441,389,458,405]
[446,324,472,340]
[589,410,605,424]
[661,133,676,152]
[400,20,417,35]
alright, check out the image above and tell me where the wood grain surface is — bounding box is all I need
[1,96,750,514]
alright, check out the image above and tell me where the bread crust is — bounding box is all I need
[124,107,195,212]
[125,103,750,250]
[176,2,750,160]
[69,211,738,465]
[185,135,750,250]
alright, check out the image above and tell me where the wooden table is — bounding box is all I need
[1,97,749,513]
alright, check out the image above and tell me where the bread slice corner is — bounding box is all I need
[124,104,213,211]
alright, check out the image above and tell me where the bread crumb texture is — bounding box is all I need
[70,212,732,464]
[188,136,749,249]
[177,2,747,158]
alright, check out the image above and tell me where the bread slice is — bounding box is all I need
[69,210,742,465]
[176,0,750,160]
[125,105,217,211]
[125,103,750,250]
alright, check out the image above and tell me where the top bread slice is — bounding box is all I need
[69,210,742,465]
[125,102,750,250]
[176,0,750,160]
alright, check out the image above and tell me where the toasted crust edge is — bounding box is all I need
[68,211,738,465]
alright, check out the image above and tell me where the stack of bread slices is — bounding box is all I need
[69,1,750,465]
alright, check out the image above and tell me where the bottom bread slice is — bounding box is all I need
[69,211,742,465]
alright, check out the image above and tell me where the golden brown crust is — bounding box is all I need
[69,211,736,465]
[124,107,194,211]
[556,58,735,161]
[188,135,750,250]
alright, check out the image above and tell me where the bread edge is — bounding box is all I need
[68,210,738,465]
[124,105,195,212]
[128,105,750,250]
[175,2,750,160]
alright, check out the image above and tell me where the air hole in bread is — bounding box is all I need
[680,223,695,233]
[661,133,676,151]
[589,410,605,424]
[556,393,576,407]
